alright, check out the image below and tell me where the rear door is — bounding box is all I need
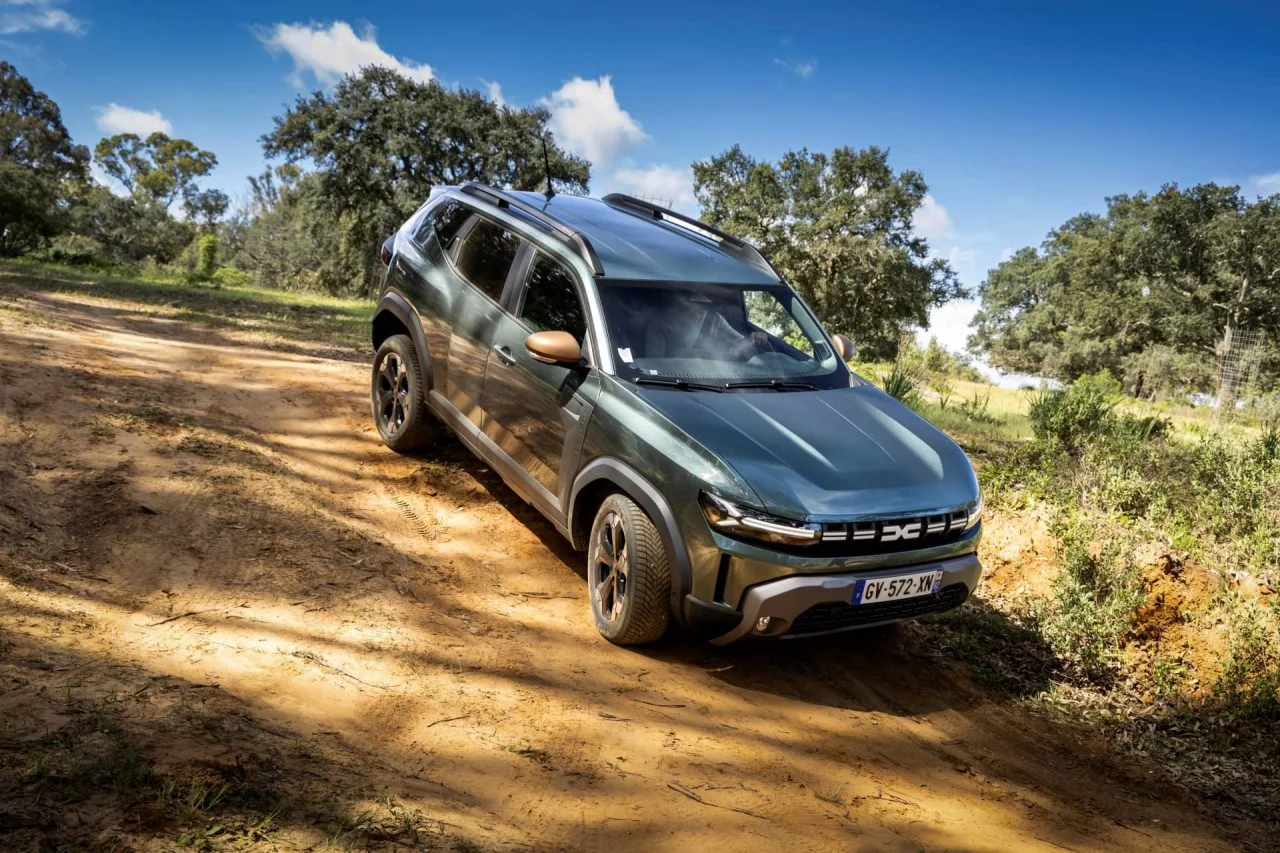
[443,215,524,427]
[482,250,600,511]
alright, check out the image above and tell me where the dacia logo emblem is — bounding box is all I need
[880,521,923,542]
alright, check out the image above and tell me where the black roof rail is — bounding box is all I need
[458,182,604,276]
[601,193,783,281]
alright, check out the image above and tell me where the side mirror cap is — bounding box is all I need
[832,334,856,362]
[525,330,582,365]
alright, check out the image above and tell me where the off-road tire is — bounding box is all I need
[588,494,671,644]
[371,334,440,453]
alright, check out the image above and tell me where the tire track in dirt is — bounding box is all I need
[383,480,433,538]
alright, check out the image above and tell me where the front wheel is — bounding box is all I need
[588,494,671,645]
[371,334,440,453]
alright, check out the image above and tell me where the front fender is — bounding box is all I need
[569,458,692,622]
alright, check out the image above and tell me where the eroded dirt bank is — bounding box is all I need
[0,282,1263,850]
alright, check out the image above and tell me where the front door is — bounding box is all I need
[444,215,524,427]
[482,250,599,511]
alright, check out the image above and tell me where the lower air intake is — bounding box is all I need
[787,584,969,636]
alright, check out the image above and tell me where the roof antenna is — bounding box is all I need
[541,134,556,202]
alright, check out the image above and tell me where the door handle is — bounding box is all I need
[492,344,517,366]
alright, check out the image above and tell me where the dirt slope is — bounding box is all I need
[0,282,1262,851]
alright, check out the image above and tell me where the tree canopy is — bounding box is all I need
[970,184,1280,393]
[260,67,590,294]
[693,144,964,357]
[93,132,220,212]
[0,61,89,256]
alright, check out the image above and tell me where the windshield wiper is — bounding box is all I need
[633,377,725,392]
[722,379,820,391]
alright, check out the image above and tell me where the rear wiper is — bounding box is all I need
[633,377,725,392]
[722,379,819,391]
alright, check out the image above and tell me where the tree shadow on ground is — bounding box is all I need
[0,276,1266,851]
[0,263,371,361]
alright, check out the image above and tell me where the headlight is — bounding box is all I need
[966,494,983,529]
[699,492,822,547]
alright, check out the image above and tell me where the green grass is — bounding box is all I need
[0,258,373,352]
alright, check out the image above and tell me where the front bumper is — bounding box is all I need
[705,552,981,644]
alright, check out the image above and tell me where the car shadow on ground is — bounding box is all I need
[417,433,1062,717]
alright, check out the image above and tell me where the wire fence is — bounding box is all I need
[1214,326,1266,422]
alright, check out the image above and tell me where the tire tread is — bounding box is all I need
[592,494,671,645]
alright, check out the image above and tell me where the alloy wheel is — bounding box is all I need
[593,511,629,623]
[375,352,410,436]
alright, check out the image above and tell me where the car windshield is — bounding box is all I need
[597,281,845,387]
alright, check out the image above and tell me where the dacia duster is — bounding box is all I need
[370,184,982,644]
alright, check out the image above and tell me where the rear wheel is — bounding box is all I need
[371,334,440,452]
[588,494,671,645]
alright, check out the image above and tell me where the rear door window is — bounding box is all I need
[518,252,587,344]
[453,217,521,300]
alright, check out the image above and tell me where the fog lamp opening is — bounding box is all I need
[755,616,772,633]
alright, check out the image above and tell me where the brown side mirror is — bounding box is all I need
[832,334,856,362]
[525,330,582,365]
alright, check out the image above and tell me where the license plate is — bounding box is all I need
[853,569,943,605]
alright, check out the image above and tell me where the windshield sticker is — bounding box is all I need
[618,347,634,363]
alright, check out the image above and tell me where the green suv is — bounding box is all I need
[370,183,982,644]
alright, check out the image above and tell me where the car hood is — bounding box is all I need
[636,383,979,520]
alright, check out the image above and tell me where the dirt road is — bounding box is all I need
[0,279,1259,850]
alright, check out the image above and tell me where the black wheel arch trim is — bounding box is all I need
[373,290,432,391]
[569,458,692,624]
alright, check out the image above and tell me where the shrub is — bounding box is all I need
[880,364,921,409]
[958,389,996,423]
[1034,513,1144,678]
[29,233,109,267]
[1027,371,1122,450]
[196,233,218,279]
[1214,594,1280,721]
[1112,413,1171,442]
[929,373,954,409]
[210,266,251,288]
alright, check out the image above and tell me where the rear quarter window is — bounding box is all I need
[418,201,471,251]
[453,218,521,300]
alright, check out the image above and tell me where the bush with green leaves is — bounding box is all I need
[210,266,251,288]
[1029,513,1144,678]
[28,234,109,267]
[1027,371,1123,450]
[196,233,217,279]
[879,364,921,409]
[1214,595,1280,721]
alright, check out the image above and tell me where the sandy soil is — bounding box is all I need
[0,283,1263,851]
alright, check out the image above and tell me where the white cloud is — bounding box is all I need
[915,193,954,243]
[94,103,173,136]
[919,298,980,355]
[483,79,505,108]
[773,57,817,78]
[610,164,695,210]
[0,0,83,35]
[999,246,1014,262]
[258,21,433,86]
[1250,171,1280,194]
[542,76,646,167]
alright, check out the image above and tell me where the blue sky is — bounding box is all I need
[4,0,1280,354]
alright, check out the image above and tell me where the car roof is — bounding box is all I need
[502,191,780,286]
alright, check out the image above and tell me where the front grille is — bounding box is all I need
[763,508,974,557]
[787,584,969,636]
